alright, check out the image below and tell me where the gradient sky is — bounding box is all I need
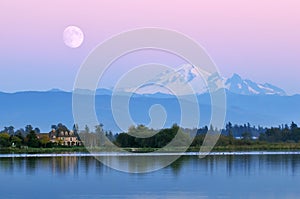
[0,0,299,94]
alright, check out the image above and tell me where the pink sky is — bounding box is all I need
[0,0,300,94]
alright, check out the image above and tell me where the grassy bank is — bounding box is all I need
[124,143,300,153]
[1,143,300,154]
[189,143,300,152]
[0,146,89,154]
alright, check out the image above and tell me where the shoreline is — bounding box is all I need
[1,144,300,156]
[2,143,300,153]
[1,151,300,158]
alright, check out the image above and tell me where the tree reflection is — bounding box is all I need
[169,156,190,175]
[0,154,300,177]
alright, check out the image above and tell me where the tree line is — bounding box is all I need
[1,122,300,148]
[0,125,44,148]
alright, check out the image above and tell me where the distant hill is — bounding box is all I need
[0,89,299,132]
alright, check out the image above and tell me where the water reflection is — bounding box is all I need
[0,154,300,176]
[1,154,300,199]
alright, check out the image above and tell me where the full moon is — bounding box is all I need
[63,26,84,48]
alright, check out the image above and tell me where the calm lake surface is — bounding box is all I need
[1,153,300,199]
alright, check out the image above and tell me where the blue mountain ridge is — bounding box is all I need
[0,89,299,132]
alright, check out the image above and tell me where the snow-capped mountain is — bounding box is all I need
[120,64,286,96]
[225,73,286,96]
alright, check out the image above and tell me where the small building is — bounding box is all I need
[234,136,243,140]
[234,136,259,140]
[49,129,81,146]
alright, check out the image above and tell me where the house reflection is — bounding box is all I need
[51,156,79,175]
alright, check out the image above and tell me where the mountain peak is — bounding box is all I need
[231,73,242,80]
[225,74,243,87]
[177,64,198,82]
[225,74,286,96]
[116,64,287,96]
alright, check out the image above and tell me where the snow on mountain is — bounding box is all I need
[225,74,286,96]
[120,64,286,96]
[120,64,209,95]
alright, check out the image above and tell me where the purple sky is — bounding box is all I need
[0,0,300,94]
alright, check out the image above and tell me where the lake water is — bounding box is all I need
[1,153,300,199]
